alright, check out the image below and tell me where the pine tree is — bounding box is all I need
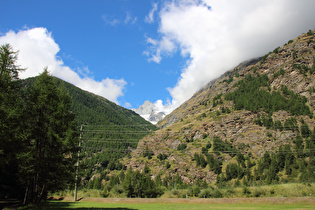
[0,44,25,199]
[21,70,78,204]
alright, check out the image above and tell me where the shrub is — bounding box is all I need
[242,186,251,196]
[143,146,154,159]
[199,188,223,198]
[165,161,171,169]
[192,185,201,197]
[273,47,280,54]
[177,143,187,150]
[252,187,266,197]
[307,30,314,36]
[288,40,294,44]
[157,153,168,161]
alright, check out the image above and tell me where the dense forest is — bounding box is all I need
[22,73,157,190]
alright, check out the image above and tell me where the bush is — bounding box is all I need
[143,146,154,159]
[192,185,201,197]
[199,188,223,198]
[157,153,168,161]
[252,187,266,197]
[307,30,314,36]
[242,186,251,196]
[177,143,187,150]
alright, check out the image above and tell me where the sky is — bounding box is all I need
[1,0,315,115]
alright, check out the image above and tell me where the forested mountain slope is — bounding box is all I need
[22,77,156,180]
[124,29,315,186]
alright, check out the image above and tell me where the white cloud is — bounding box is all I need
[146,0,315,112]
[144,36,177,63]
[102,14,120,26]
[145,2,158,23]
[0,27,126,104]
[124,102,132,108]
[125,12,137,25]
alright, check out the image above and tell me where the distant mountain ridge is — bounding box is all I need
[132,100,166,124]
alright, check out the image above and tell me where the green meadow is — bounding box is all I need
[14,197,314,210]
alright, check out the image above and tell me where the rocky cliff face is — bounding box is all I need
[124,29,315,184]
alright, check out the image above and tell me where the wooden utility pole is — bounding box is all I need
[74,125,83,202]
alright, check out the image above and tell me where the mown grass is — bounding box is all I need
[37,199,315,210]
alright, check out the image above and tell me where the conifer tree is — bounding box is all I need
[21,70,78,204]
[0,44,25,199]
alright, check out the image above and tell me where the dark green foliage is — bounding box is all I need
[212,93,223,107]
[284,117,299,132]
[273,68,285,78]
[144,164,150,174]
[21,70,79,204]
[193,153,207,168]
[312,59,315,74]
[212,136,238,157]
[225,74,312,117]
[22,76,157,180]
[177,143,187,151]
[292,63,312,76]
[225,74,270,112]
[143,146,154,159]
[260,52,272,65]
[300,122,311,138]
[273,47,280,54]
[294,134,304,153]
[236,153,246,168]
[225,163,243,181]
[307,29,314,36]
[122,168,163,198]
[206,154,222,174]
[206,142,212,149]
[274,120,284,131]
[157,153,168,161]
[242,186,251,196]
[223,75,233,84]
[0,44,25,200]
[0,45,79,204]
[165,161,171,169]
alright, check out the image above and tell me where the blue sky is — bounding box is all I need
[1,0,315,113]
[0,0,183,109]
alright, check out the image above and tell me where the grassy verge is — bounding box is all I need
[51,183,315,199]
[41,197,315,210]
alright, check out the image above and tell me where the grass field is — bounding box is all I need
[41,197,315,210]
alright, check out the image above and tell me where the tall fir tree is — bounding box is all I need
[21,69,79,204]
[0,44,25,199]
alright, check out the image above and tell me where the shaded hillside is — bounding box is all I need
[22,77,152,126]
[22,77,156,179]
[124,29,315,186]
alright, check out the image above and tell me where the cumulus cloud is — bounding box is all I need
[144,36,177,63]
[145,0,315,112]
[0,27,126,104]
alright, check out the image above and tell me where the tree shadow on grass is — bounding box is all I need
[46,201,138,210]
